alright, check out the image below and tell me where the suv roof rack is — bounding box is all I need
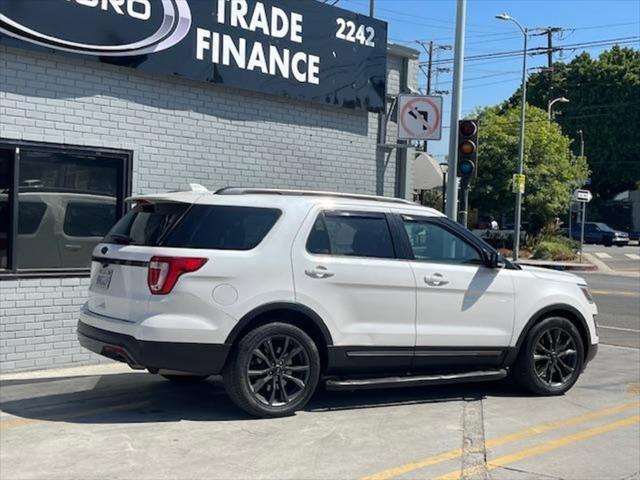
[213,187,416,205]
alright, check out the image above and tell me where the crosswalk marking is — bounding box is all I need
[625,253,640,260]
[595,252,612,259]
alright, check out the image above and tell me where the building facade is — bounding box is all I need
[0,29,419,371]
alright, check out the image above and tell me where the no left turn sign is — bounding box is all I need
[397,95,443,141]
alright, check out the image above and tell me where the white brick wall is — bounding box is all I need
[0,277,110,372]
[0,44,418,372]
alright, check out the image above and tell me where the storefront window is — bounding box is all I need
[0,148,11,269]
[0,142,130,273]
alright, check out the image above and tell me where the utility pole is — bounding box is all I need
[446,0,466,222]
[369,0,374,17]
[533,27,562,103]
[426,41,434,94]
[417,42,450,152]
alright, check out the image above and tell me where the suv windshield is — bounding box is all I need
[103,202,189,246]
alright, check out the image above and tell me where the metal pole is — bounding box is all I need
[580,201,586,263]
[369,0,374,17]
[512,26,528,261]
[446,0,466,221]
[442,171,447,213]
[568,199,572,239]
[459,180,470,227]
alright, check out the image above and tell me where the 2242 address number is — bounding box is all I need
[336,18,376,47]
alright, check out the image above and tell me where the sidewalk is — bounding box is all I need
[517,258,598,272]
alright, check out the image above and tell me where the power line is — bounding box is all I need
[427,36,639,65]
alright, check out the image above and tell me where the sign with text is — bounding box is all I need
[573,189,593,203]
[512,174,526,194]
[0,0,388,112]
[397,95,443,140]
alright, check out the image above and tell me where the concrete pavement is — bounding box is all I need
[583,245,640,273]
[1,345,638,480]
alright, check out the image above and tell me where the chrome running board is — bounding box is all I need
[325,369,507,391]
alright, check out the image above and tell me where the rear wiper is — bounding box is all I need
[107,233,133,245]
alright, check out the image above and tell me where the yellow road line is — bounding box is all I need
[591,289,639,297]
[360,401,640,480]
[435,415,640,480]
[0,400,150,430]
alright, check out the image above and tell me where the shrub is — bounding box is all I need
[531,240,576,261]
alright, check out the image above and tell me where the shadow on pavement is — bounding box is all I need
[0,372,532,425]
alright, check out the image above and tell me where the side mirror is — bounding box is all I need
[486,251,506,269]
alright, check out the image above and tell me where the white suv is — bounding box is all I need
[78,187,598,417]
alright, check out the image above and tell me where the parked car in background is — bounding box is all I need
[0,190,117,269]
[569,222,629,247]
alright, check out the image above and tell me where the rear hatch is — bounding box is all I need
[88,201,191,321]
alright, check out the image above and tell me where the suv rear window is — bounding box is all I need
[104,202,189,246]
[163,205,281,250]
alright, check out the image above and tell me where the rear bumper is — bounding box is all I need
[77,320,231,375]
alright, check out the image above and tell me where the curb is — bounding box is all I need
[517,260,598,272]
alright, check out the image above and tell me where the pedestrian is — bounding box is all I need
[490,216,499,230]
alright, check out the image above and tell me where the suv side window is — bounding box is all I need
[18,201,47,235]
[163,205,281,251]
[402,216,482,265]
[64,202,117,237]
[307,212,395,259]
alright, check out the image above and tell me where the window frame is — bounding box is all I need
[0,139,132,279]
[305,210,401,260]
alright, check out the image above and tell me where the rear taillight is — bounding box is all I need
[147,256,207,295]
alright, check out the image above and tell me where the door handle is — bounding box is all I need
[65,244,82,251]
[425,273,449,286]
[305,266,334,279]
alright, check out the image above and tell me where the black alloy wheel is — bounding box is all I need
[247,335,311,407]
[512,316,584,395]
[532,327,578,388]
[223,323,320,418]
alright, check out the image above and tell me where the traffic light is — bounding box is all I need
[457,120,478,179]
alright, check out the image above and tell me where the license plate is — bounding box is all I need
[94,268,114,290]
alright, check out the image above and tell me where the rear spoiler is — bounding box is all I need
[125,184,210,203]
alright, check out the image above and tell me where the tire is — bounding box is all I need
[161,374,209,383]
[223,322,321,418]
[512,316,584,396]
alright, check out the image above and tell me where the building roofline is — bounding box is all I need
[388,43,421,60]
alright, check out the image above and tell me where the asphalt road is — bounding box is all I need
[580,272,640,350]
[583,244,640,273]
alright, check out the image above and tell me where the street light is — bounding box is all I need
[548,96,570,120]
[577,129,585,159]
[439,162,449,213]
[496,12,528,262]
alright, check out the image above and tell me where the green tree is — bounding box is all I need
[470,105,589,233]
[511,46,640,201]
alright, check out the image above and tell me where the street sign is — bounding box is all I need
[397,95,443,140]
[512,174,526,194]
[573,189,593,203]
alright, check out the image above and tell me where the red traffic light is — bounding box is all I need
[459,120,477,136]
